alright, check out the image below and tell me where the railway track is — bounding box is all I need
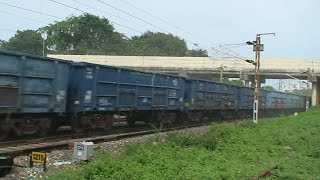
[0,122,211,155]
[0,123,144,149]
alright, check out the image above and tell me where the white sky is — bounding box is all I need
[0,0,319,59]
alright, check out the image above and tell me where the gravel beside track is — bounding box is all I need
[2,125,211,180]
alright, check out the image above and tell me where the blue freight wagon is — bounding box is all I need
[265,90,306,113]
[183,79,238,120]
[0,50,70,139]
[67,62,185,130]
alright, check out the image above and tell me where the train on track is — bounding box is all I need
[0,50,306,140]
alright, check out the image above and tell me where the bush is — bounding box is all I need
[46,107,320,179]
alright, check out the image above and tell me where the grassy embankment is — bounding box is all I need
[46,107,320,179]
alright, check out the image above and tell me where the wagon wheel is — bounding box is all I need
[95,115,114,130]
[37,118,52,137]
[0,131,8,141]
[0,167,12,177]
[71,117,84,133]
[104,115,114,129]
[0,124,9,141]
[89,117,97,130]
[127,118,135,127]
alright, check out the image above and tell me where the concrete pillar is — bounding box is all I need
[311,81,319,106]
[239,72,252,87]
[178,71,188,78]
[244,80,250,87]
[310,75,319,106]
[251,80,255,88]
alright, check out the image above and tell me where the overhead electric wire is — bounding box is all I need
[0,10,48,25]
[62,0,209,54]
[117,0,192,36]
[0,1,61,20]
[0,0,248,61]
[0,27,16,33]
[53,0,245,60]
[114,0,249,60]
[211,46,248,61]
[96,0,170,34]
[218,45,249,60]
[49,0,85,13]
[48,0,144,34]
[97,0,212,52]
[70,0,152,31]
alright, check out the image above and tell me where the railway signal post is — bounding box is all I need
[249,33,275,124]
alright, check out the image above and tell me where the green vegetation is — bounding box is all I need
[46,107,320,179]
[262,85,276,91]
[223,79,244,87]
[286,88,311,96]
[0,39,5,49]
[1,14,208,57]
[1,30,43,56]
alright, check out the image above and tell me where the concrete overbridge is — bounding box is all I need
[48,54,320,106]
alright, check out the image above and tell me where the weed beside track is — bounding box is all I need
[45,107,320,179]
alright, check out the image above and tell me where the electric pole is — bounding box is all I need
[251,33,275,124]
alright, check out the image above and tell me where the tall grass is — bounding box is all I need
[46,107,320,179]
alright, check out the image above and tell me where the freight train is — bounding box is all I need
[0,50,306,140]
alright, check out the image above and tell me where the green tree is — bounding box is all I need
[42,13,129,55]
[289,88,311,96]
[261,85,276,91]
[1,30,43,55]
[186,49,208,57]
[0,39,5,49]
[129,31,188,56]
[223,79,244,86]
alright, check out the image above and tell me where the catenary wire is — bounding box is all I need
[0,1,61,20]
[96,0,170,34]
[113,0,251,59]
[70,0,152,31]
[0,10,48,25]
[117,0,192,36]
[52,0,244,60]
[1,0,248,61]
[48,0,144,34]
[0,27,16,33]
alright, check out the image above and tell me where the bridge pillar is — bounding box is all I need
[244,80,250,87]
[178,71,188,78]
[250,76,264,88]
[310,75,319,106]
[239,72,252,87]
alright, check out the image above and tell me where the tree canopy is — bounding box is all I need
[286,88,310,96]
[42,13,128,55]
[1,30,43,55]
[129,31,188,56]
[0,39,5,49]
[261,85,276,91]
[222,79,244,86]
[3,14,209,57]
[186,49,208,57]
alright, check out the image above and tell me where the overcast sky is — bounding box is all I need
[0,0,319,59]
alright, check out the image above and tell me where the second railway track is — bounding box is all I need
[0,122,211,155]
